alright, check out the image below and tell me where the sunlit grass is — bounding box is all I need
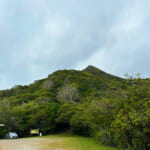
[41,133,117,150]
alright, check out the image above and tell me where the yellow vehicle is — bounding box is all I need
[30,129,39,136]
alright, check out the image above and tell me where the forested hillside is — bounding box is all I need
[0,65,149,150]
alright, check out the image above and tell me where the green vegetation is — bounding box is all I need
[42,133,118,150]
[0,65,149,150]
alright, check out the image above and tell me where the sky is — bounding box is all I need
[0,0,150,89]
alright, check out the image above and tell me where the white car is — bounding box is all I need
[5,132,19,139]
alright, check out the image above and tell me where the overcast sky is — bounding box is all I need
[0,0,150,89]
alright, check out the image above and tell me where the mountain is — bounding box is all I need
[0,65,125,99]
[0,65,149,150]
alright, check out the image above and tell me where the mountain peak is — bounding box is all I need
[84,65,101,71]
[83,65,122,80]
[83,65,106,75]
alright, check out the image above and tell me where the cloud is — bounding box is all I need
[76,0,150,77]
[0,0,150,89]
[44,16,71,37]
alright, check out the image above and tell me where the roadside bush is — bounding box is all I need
[95,128,116,147]
[0,128,8,138]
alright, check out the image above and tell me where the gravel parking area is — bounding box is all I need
[0,137,68,150]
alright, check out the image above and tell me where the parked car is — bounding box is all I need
[5,132,19,139]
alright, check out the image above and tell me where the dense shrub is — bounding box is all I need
[95,128,116,147]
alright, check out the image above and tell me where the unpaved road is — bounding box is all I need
[0,137,72,150]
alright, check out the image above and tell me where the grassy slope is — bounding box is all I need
[42,133,118,150]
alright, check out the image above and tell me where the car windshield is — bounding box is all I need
[9,132,17,136]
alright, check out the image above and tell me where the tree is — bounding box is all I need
[57,84,80,103]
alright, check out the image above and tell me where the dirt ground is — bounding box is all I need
[0,137,72,150]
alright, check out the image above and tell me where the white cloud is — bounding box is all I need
[0,75,12,89]
[44,15,71,37]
